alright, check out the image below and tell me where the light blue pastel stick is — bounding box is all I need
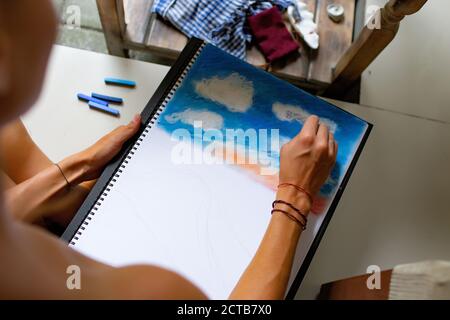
[104,78,136,88]
[77,93,109,106]
[91,92,123,104]
[88,101,120,116]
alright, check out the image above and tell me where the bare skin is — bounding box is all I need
[1,117,141,227]
[231,116,337,299]
[0,1,336,299]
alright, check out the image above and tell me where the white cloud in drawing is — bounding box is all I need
[164,108,224,130]
[272,102,337,133]
[194,73,254,113]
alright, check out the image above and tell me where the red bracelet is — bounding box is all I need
[271,209,306,230]
[272,200,308,224]
[278,183,313,204]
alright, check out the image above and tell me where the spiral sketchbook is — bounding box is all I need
[62,38,372,299]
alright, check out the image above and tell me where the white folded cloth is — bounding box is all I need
[286,0,319,49]
[389,260,450,300]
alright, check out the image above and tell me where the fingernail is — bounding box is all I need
[133,114,141,123]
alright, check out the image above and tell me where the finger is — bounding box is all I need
[328,132,335,160]
[105,115,141,145]
[298,115,319,140]
[123,114,141,134]
[325,134,338,167]
[317,122,329,143]
[333,140,338,163]
[126,114,141,131]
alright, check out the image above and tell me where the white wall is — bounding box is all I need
[361,0,450,123]
[295,98,450,299]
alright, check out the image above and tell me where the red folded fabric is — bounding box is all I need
[248,7,299,63]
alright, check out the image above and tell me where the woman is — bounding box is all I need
[0,0,336,299]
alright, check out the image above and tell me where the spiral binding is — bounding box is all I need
[69,43,206,246]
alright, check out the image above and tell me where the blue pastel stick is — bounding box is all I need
[77,93,109,106]
[88,101,120,116]
[91,93,123,104]
[104,78,136,87]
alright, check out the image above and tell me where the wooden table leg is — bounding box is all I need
[96,0,128,57]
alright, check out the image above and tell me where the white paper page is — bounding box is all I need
[73,128,278,298]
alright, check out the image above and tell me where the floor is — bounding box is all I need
[53,0,167,64]
[50,0,450,299]
[53,0,107,54]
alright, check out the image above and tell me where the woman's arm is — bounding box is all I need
[0,207,207,300]
[4,116,141,227]
[0,118,206,299]
[0,120,53,183]
[4,158,87,225]
[230,116,337,299]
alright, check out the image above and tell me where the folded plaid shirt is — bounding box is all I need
[152,0,293,59]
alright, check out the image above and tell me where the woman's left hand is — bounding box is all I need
[61,115,141,185]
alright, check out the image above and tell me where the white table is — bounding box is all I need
[23,45,450,299]
[23,45,170,161]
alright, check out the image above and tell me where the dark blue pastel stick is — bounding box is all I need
[88,101,120,116]
[77,93,109,106]
[91,93,123,104]
[104,78,136,88]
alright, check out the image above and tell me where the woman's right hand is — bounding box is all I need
[278,115,338,212]
[231,116,338,299]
